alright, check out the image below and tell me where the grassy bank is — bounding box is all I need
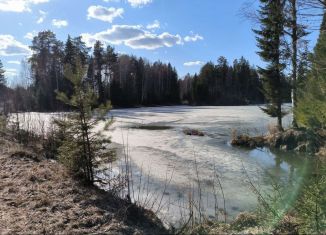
[0,135,168,234]
[231,128,326,157]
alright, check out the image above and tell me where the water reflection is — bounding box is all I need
[248,147,312,203]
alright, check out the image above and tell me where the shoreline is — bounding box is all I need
[231,128,326,157]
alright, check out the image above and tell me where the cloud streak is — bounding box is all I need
[0,35,31,56]
[87,5,124,23]
[37,10,47,24]
[81,25,182,50]
[52,19,68,28]
[184,61,204,67]
[4,68,18,77]
[184,34,204,42]
[128,0,152,8]
[0,0,49,13]
[101,0,152,7]
[8,60,21,65]
[146,20,160,30]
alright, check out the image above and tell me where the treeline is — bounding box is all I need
[1,31,272,111]
[180,57,267,105]
[16,31,180,111]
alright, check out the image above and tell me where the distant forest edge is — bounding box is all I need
[0,31,291,111]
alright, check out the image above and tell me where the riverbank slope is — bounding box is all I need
[0,136,168,234]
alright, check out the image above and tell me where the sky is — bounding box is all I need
[0,0,320,83]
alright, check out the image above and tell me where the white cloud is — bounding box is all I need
[24,31,37,40]
[80,33,98,48]
[8,60,21,65]
[36,10,47,24]
[128,0,152,7]
[81,25,143,47]
[0,0,49,13]
[0,35,31,56]
[146,20,160,30]
[184,61,204,67]
[102,0,120,2]
[87,5,124,23]
[52,19,68,28]
[126,32,182,50]
[4,68,17,77]
[184,34,204,42]
[101,0,152,7]
[81,25,182,50]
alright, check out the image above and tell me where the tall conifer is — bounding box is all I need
[0,60,5,88]
[296,13,326,129]
[254,0,286,131]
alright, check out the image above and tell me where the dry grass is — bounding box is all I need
[0,137,168,235]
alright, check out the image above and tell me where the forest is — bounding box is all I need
[0,31,282,111]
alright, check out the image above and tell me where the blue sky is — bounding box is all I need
[0,0,320,82]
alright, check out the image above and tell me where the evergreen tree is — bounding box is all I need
[29,30,64,111]
[56,58,112,184]
[284,0,309,127]
[136,58,145,104]
[64,35,75,69]
[254,0,286,131]
[0,59,5,88]
[199,62,215,104]
[93,41,105,104]
[296,13,326,129]
[180,56,263,106]
[62,35,76,98]
[0,60,6,113]
[103,45,118,101]
[72,36,90,67]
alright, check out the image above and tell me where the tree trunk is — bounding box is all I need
[291,0,298,128]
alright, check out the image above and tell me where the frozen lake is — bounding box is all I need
[107,105,311,224]
[15,105,311,225]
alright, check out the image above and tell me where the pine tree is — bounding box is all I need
[296,12,326,129]
[103,45,118,101]
[0,59,5,88]
[64,35,76,70]
[72,36,90,67]
[0,59,6,113]
[93,41,105,104]
[29,31,64,111]
[254,0,286,131]
[284,0,309,127]
[55,58,112,184]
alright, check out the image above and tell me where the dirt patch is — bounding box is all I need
[0,137,168,234]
